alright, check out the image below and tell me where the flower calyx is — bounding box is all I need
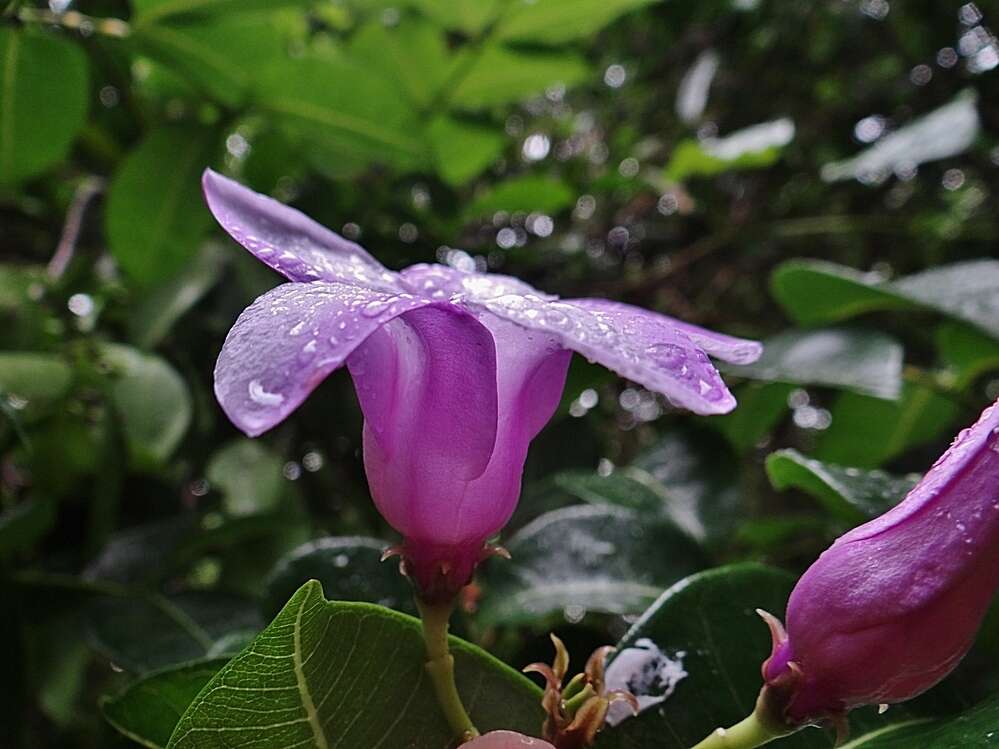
[524,634,639,749]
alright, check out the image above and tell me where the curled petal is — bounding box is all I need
[213,282,433,436]
[584,645,615,691]
[570,298,763,365]
[202,169,400,291]
[475,294,739,415]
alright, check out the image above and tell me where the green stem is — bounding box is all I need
[416,598,479,743]
[690,713,789,749]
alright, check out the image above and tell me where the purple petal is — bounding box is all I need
[399,263,555,302]
[350,306,501,544]
[471,293,740,415]
[202,169,400,291]
[353,307,570,550]
[569,299,763,365]
[214,282,431,436]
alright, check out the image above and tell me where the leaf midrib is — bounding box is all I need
[293,593,330,749]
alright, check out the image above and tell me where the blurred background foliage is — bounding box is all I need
[2,0,999,747]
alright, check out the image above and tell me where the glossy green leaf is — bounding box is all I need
[105,126,218,286]
[766,449,918,523]
[814,382,962,468]
[263,537,414,618]
[87,592,260,673]
[466,174,575,219]
[724,328,904,400]
[256,54,426,169]
[494,0,659,44]
[772,259,999,340]
[101,658,228,749]
[428,115,507,186]
[0,29,89,184]
[842,696,999,748]
[102,344,192,467]
[128,243,226,349]
[479,504,705,626]
[166,581,543,748]
[450,46,589,109]
[596,565,909,749]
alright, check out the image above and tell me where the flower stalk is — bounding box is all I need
[689,713,788,749]
[416,597,479,743]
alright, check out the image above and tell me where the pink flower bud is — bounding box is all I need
[465,731,556,748]
[762,397,999,727]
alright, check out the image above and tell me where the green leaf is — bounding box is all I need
[814,382,962,468]
[595,564,908,749]
[772,259,999,340]
[427,115,507,186]
[131,0,312,25]
[0,497,56,560]
[466,174,575,219]
[101,658,228,749]
[102,344,193,467]
[263,537,414,618]
[0,29,89,184]
[87,592,260,673]
[711,382,793,451]
[407,0,504,35]
[494,0,659,44]
[936,322,999,389]
[766,449,918,523]
[594,564,806,748]
[105,125,218,286]
[256,53,426,170]
[665,119,794,182]
[479,505,705,627]
[0,352,72,402]
[206,439,286,516]
[348,16,450,108]
[834,696,999,748]
[724,328,904,400]
[132,12,291,108]
[166,581,543,748]
[450,46,589,109]
[128,243,226,349]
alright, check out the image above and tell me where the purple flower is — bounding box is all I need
[203,169,761,599]
[761,397,999,730]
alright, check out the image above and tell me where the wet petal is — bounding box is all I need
[474,294,740,415]
[202,169,400,291]
[569,298,763,365]
[214,282,430,436]
[399,263,555,302]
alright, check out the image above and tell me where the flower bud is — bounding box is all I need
[465,731,555,749]
[761,397,999,729]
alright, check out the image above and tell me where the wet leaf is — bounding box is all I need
[666,119,794,181]
[821,90,979,182]
[772,259,999,340]
[87,592,260,673]
[166,581,543,748]
[262,536,413,618]
[766,448,918,523]
[479,504,705,627]
[101,658,228,749]
[724,328,904,400]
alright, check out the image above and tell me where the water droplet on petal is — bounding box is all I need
[248,379,284,407]
[645,342,686,369]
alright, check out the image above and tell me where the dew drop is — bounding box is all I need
[645,342,686,369]
[248,379,284,407]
